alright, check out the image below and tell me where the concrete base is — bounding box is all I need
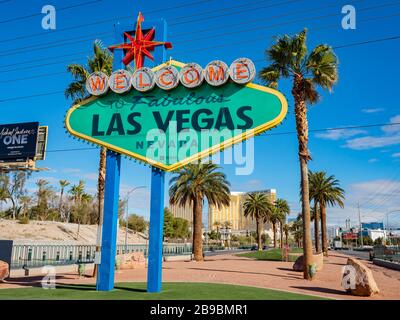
[163,255,192,262]
[10,263,95,277]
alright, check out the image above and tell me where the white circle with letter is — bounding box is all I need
[155,65,180,90]
[86,72,109,96]
[109,69,132,94]
[132,67,155,92]
[179,63,204,88]
[229,58,256,84]
[204,60,229,86]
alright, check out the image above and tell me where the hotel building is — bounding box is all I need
[208,189,277,236]
[170,202,193,224]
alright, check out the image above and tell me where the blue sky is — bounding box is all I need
[1,0,400,228]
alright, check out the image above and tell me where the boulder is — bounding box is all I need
[117,252,146,270]
[0,260,9,282]
[292,253,324,272]
[343,258,379,296]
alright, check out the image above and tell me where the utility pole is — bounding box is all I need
[358,202,363,248]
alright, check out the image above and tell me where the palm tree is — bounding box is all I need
[59,180,70,221]
[36,179,49,206]
[310,203,321,253]
[309,171,345,256]
[213,220,222,242]
[290,213,303,248]
[243,192,273,251]
[260,29,338,279]
[169,163,230,261]
[69,180,85,205]
[269,208,283,248]
[283,223,290,246]
[65,40,112,228]
[19,195,32,219]
[275,199,290,248]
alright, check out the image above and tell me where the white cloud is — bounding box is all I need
[344,134,400,150]
[361,108,385,114]
[392,153,400,158]
[29,176,60,185]
[61,168,81,173]
[368,158,378,163]
[231,179,263,192]
[344,115,400,150]
[315,129,366,140]
[80,173,98,181]
[382,115,400,133]
[325,179,400,228]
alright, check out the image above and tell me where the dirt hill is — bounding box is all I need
[0,219,147,244]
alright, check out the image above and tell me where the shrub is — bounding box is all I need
[18,216,29,224]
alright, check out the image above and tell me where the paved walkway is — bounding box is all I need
[2,252,399,300]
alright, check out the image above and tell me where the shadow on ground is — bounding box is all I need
[291,286,348,296]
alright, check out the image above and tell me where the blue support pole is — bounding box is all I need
[96,151,121,291]
[146,17,168,294]
[96,21,124,292]
[147,167,165,293]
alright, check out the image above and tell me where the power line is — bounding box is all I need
[172,0,362,38]
[0,0,333,68]
[359,166,400,208]
[174,1,399,45]
[0,90,64,103]
[1,34,400,101]
[1,1,398,73]
[0,0,295,56]
[170,0,303,26]
[40,122,400,153]
[0,71,66,83]
[0,0,235,44]
[261,122,400,136]
[0,0,102,24]
[0,31,112,57]
[0,51,88,69]
[175,11,400,54]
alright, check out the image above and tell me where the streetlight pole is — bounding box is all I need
[124,186,147,253]
[358,203,363,248]
[385,210,400,246]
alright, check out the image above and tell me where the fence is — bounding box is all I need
[372,245,400,262]
[11,243,193,270]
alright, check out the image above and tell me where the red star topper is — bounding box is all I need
[108,12,172,69]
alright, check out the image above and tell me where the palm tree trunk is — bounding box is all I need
[59,188,64,221]
[314,202,320,253]
[285,232,288,246]
[293,77,313,280]
[93,147,107,277]
[193,196,204,261]
[10,198,16,220]
[280,222,283,249]
[320,203,328,256]
[273,224,277,248]
[256,217,263,251]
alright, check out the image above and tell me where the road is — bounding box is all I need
[332,249,370,261]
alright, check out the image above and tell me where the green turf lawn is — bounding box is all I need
[0,282,327,300]
[237,248,303,262]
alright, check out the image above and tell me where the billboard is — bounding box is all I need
[0,122,39,162]
[35,126,48,161]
